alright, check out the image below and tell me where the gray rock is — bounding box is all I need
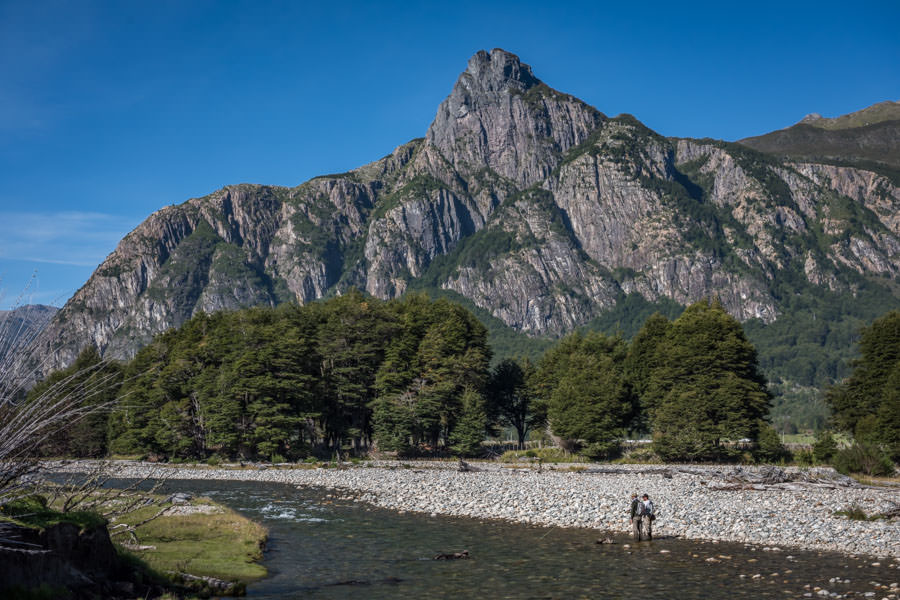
[21,49,900,378]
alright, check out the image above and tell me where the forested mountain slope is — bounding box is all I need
[27,50,900,410]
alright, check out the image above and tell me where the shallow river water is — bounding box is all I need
[153,479,896,599]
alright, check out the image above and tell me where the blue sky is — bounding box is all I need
[1,0,898,309]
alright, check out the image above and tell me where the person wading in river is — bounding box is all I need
[629,493,643,541]
[641,494,655,541]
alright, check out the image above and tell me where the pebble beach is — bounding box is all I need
[79,461,900,559]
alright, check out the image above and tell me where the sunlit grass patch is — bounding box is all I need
[0,495,106,531]
[115,497,268,582]
[499,448,588,463]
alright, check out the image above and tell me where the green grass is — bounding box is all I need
[499,447,588,463]
[801,101,900,131]
[2,490,269,587]
[0,496,106,531]
[116,498,268,582]
[833,503,885,521]
[780,432,851,446]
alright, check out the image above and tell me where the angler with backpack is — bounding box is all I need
[641,494,655,540]
[629,493,643,540]
[629,493,655,541]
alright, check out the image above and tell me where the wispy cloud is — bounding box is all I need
[0,211,139,267]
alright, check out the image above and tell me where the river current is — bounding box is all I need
[151,479,893,599]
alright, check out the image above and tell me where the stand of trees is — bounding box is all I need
[101,292,491,460]
[528,299,772,461]
[30,295,786,462]
[827,310,900,462]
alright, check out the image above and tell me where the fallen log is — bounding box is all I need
[434,550,470,560]
[458,460,482,473]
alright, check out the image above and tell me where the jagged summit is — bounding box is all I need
[427,48,603,187]
[461,48,541,93]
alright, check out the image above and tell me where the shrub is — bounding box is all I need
[854,415,881,444]
[616,446,658,464]
[499,447,585,463]
[582,440,622,461]
[793,448,815,466]
[754,421,790,464]
[206,455,222,467]
[812,431,838,463]
[834,503,875,521]
[832,443,895,476]
[270,454,286,464]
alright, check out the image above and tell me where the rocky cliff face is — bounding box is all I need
[28,48,900,375]
[0,304,57,361]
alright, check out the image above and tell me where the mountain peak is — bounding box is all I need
[461,48,540,93]
[795,100,900,131]
[426,48,602,187]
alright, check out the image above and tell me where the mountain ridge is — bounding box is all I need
[25,49,900,392]
[738,100,900,171]
[797,100,900,131]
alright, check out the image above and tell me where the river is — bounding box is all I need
[140,479,897,599]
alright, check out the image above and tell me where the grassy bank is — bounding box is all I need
[1,490,268,597]
[115,497,267,583]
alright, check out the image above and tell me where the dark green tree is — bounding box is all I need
[316,291,395,453]
[486,358,543,449]
[812,430,838,463]
[826,310,900,460]
[534,332,633,458]
[450,388,489,457]
[28,346,122,457]
[754,420,788,463]
[372,297,490,454]
[646,299,771,462]
[876,367,900,461]
[549,350,631,459]
[623,312,671,431]
[107,333,176,457]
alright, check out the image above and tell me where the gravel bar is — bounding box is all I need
[64,460,900,559]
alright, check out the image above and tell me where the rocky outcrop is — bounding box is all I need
[426,48,604,187]
[24,49,900,376]
[0,522,163,599]
[0,304,56,365]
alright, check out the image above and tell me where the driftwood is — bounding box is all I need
[580,464,860,491]
[721,466,858,489]
[433,550,470,560]
[169,572,240,594]
[458,459,482,473]
[880,502,900,520]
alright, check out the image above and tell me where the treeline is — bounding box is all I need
[32,294,783,463]
[110,291,489,460]
[528,300,772,462]
[825,310,900,467]
[33,292,494,460]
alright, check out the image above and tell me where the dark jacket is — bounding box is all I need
[630,498,641,519]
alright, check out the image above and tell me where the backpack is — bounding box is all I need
[633,498,644,516]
